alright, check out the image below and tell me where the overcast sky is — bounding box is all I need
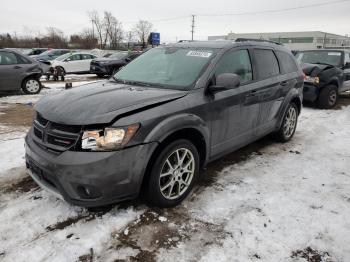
[1,0,349,42]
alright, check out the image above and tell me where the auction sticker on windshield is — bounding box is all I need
[186,50,213,58]
[328,52,341,56]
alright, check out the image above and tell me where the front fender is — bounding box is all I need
[144,113,210,160]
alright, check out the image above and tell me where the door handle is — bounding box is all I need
[280,81,288,86]
[13,65,22,69]
[246,90,258,97]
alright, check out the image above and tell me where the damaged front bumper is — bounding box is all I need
[25,131,157,207]
[303,83,319,102]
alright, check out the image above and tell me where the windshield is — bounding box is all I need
[296,51,342,67]
[114,47,216,90]
[109,52,129,60]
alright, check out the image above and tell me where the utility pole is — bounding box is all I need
[191,15,195,41]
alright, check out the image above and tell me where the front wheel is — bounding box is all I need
[318,85,338,109]
[22,77,42,94]
[276,102,298,142]
[145,139,199,208]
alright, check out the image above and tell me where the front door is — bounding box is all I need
[0,51,26,91]
[209,48,258,158]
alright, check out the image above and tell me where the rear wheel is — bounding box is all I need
[318,85,338,109]
[22,77,41,94]
[276,102,298,142]
[145,139,199,208]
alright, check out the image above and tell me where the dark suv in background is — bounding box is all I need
[0,49,42,94]
[296,49,350,108]
[25,40,303,208]
[90,51,141,77]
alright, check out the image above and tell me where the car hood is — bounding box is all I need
[301,63,335,76]
[35,80,187,125]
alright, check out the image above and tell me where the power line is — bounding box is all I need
[197,0,350,17]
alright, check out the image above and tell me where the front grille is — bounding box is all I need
[33,114,82,153]
[36,113,48,126]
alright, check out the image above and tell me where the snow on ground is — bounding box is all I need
[0,79,350,261]
[156,107,350,262]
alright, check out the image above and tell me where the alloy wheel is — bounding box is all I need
[159,148,195,200]
[283,106,297,139]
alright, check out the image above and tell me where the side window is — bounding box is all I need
[81,54,94,60]
[344,53,350,64]
[0,51,19,65]
[276,51,298,74]
[70,54,81,61]
[214,49,253,84]
[253,49,280,80]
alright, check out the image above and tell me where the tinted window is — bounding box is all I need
[0,51,19,65]
[276,51,298,74]
[215,49,253,84]
[254,49,280,80]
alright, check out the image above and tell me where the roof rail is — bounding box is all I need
[235,38,282,45]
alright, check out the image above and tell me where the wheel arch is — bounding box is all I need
[140,115,210,194]
[21,73,42,88]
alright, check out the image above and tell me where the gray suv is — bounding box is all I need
[0,49,42,94]
[25,40,303,207]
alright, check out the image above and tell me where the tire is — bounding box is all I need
[145,139,200,208]
[22,77,42,95]
[96,74,105,78]
[317,85,338,109]
[275,102,298,142]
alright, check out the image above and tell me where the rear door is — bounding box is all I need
[81,54,96,72]
[249,48,284,137]
[0,51,27,91]
[210,48,257,157]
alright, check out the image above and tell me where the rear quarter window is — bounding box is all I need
[276,51,299,74]
[253,49,280,80]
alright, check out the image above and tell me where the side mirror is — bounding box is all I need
[344,62,350,69]
[65,58,71,62]
[208,73,240,92]
[125,57,131,62]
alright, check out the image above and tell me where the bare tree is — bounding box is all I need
[133,20,153,48]
[104,11,124,49]
[88,10,108,49]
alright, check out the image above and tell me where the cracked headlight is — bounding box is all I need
[81,124,140,151]
[304,75,320,85]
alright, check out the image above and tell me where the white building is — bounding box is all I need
[208,31,350,50]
